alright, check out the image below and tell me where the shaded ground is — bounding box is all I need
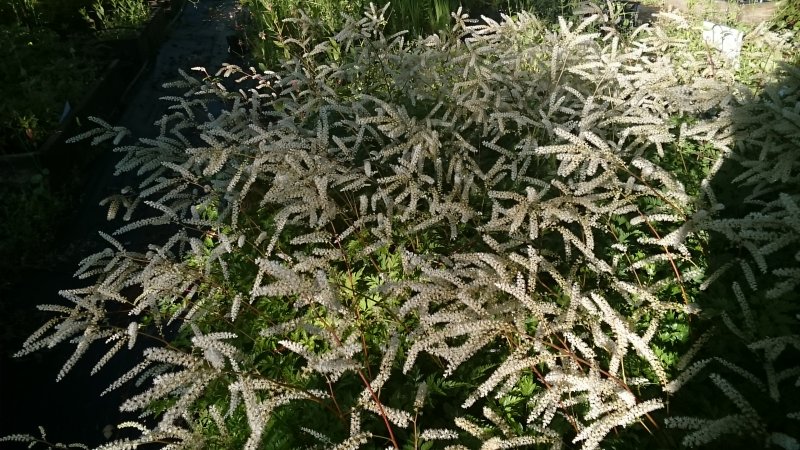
[0,0,241,445]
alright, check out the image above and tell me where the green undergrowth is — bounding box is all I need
[237,0,580,69]
[0,24,102,154]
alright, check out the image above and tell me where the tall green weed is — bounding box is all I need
[238,0,577,68]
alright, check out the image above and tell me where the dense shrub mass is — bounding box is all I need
[4,4,799,449]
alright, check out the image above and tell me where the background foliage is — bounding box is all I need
[236,0,580,69]
[0,24,101,154]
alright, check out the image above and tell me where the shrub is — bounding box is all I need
[0,24,101,154]
[0,0,99,31]
[79,0,152,39]
[772,0,800,54]
[3,5,798,450]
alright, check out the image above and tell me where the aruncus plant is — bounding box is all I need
[2,4,798,449]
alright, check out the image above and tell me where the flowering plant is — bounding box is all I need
[4,4,799,449]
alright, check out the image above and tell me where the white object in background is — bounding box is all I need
[702,21,744,62]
